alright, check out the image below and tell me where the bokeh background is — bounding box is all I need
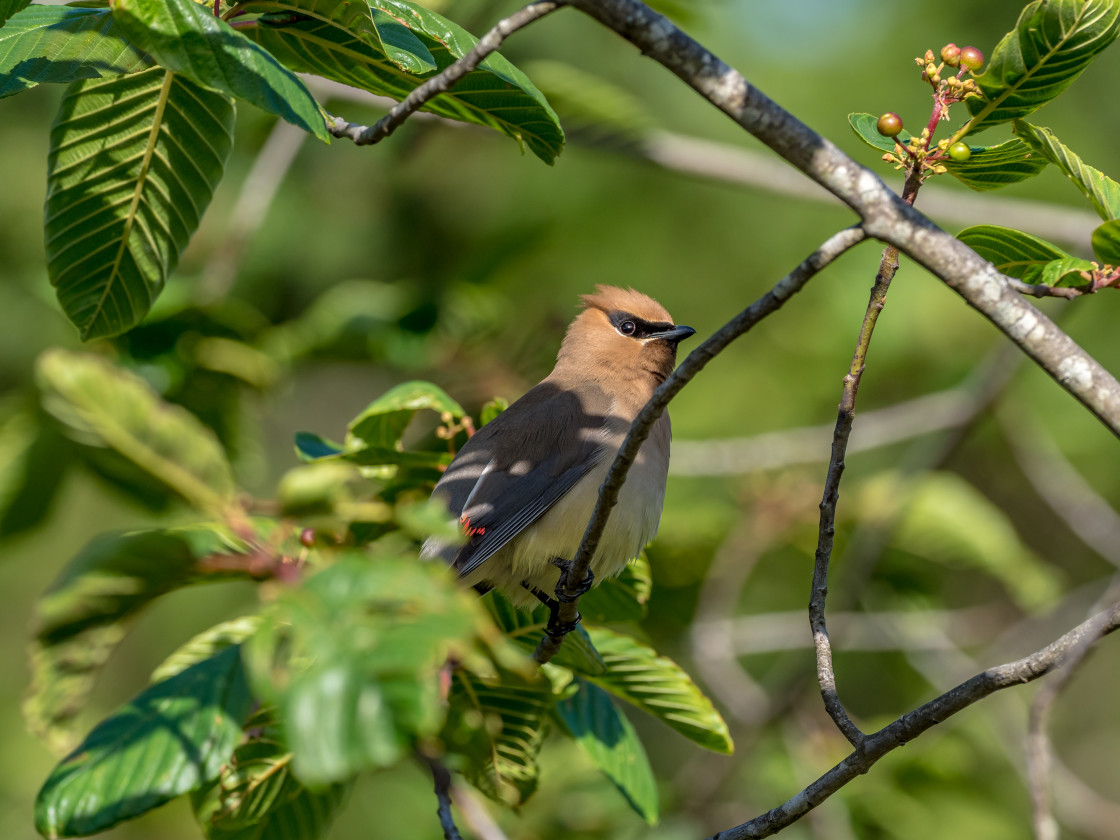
[3,0,1120,837]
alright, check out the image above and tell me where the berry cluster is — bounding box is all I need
[875,43,984,182]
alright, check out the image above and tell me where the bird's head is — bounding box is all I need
[556,285,695,386]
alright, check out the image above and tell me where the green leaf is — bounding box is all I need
[191,710,348,840]
[555,680,658,825]
[34,645,255,838]
[578,555,652,623]
[484,591,606,676]
[479,396,508,427]
[450,668,551,807]
[36,349,238,512]
[24,525,249,751]
[0,403,73,540]
[1,0,31,26]
[966,0,1120,133]
[586,627,733,754]
[1014,120,1120,220]
[346,380,465,449]
[45,68,234,339]
[245,557,500,785]
[293,430,345,461]
[942,137,1049,190]
[242,0,564,163]
[1040,256,1096,288]
[152,616,263,683]
[112,0,330,141]
[848,112,913,153]
[0,6,152,99]
[1091,219,1120,263]
[957,224,1075,283]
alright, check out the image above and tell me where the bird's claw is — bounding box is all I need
[552,558,594,604]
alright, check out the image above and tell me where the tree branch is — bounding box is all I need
[706,601,1120,839]
[565,0,1120,440]
[531,225,868,663]
[424,756,464,840]
[328,2,561,145]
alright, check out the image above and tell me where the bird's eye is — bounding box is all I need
[619,320,637,336]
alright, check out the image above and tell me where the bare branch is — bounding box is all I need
[1003,277,1083,300]
[532,225,868,663]
[425,756,464,840]
[566,0,1120,440]
[328,2,561,145]
[706,601,1120,839]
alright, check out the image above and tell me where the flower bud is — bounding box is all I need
[941,43,961,66]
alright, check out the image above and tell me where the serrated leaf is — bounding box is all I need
[1014,120,1120,220]
[943,137,1049,190]
[484,591,606,675]
[45,68,234,339]
[848,112,913,153]
[966,0,1120,133]
[245,557,498,785]
[1091,219,1120,263]
[451,668,551,807]
[36,349,237,511]
[152,616,263,683]
[578,555,652,623]
[112,0,330,141]
[1040,256,1096,287]
[191,712,349,840]
[555,680,658,825]
[0,6,152,99]
[586,627,733,754]
[24,525,249,751]
[242,0,564,163]
[346,380,464,449]
[958,224,1075,283]
[34,645,254,838]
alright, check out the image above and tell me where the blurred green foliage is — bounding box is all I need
[3,0,1120,838]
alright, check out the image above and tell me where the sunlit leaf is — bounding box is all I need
[1014,120,1120,220]
[555,679,658,824]
[45,68,234,339]
[484,591,606,675]
[848,111,913,153]
[35,646,254,838]
[451,668,551,807]
[112,0,330,140]
[967,0,1120,133]
[151,616,263,683]
[957,225,1076,284]
[943,137,1048,190]
[346,380,464,449]
[24,525,250,751]
[586,627,733,754]
[242,0,564,163]
[0,6,151,99]
[36,349,237,511]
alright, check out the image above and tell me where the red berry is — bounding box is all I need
[948,142,972,162]
[299,527,316,547]
[960,46,984,72]
[941,43,961,67]
[876,112,903,138]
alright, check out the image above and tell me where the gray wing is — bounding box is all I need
[428,380,613,579]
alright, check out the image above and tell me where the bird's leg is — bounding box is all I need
[522,582,583,639]
[472,581,494,596]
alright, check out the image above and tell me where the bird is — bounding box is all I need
[422,286,695,626]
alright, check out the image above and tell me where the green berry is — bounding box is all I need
[948,141,972,162]
[960,46,984,72]
[876,112,903,138]
[941,43,961,67]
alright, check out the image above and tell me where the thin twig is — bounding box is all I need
[706,601,1120,839]
[425,756,464,840]
[1004,277,1083,300]
[328,2,561,145]
[531,225,868,663]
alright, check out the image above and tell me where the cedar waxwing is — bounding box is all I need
[422,286,695,616]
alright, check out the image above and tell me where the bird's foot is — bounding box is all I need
[522,582,584,640]
[551,558,594,604]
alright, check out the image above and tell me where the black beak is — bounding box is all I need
[650,324,696,346]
